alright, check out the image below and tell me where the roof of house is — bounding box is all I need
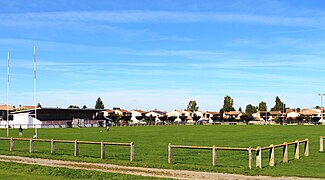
[149,110,166,115]
[0,105,15,111]
[299,109,321,115]
[20,105,36,110]
[206,111,220,115]
[224,111,241,115]
[132,109,147,114]
[269,111,282,115]
[116,109,131,113]
[104,109,114,113]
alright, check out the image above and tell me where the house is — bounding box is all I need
[146,110,166,123]
[269,111,284,120]
[130,109,147,124]
[113,107,132,124]
[286,111,300,119]
[299,108,321,118]
[8,107,104,128]
[0,105,15,122]
[223,111,242,120]
[166,109,187,122]
[182,110,194,122]
[205,111,220,123]
[102,109,114,117]
[17,105,36,110]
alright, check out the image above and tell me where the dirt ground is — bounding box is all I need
[0,155,320,180]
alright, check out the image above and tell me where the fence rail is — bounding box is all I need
[168,139,309,169]
[0,137,134,161]
[168,143,254,168]
[320,136,324,152]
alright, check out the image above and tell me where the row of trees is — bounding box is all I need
[68,97,105,109]
[184,95,289,122]
[185,95,286,114]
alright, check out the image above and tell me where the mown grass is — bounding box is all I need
[0,161,165,179]
[1,125,325,178]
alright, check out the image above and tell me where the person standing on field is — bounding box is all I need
[19,126,23,136]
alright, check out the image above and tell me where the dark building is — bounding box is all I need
[11,107,106,128]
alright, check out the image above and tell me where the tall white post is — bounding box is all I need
[6,50,10,137]
[34,46,38,135]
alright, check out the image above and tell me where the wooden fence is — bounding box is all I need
[320,136,324,152]
[168,139,309,169]
[0,137,134,161]
[256,139,309,168]
[168,143,253,169]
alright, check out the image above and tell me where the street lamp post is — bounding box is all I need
[319,94,325,123]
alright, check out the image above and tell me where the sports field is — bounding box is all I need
[0,125,325,178]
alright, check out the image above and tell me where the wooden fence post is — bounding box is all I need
[248,146,252,169]
[283,142,288,163]
[269,144,275,166]
[101,141,105,159]
[29,138,34,153]
[168,143,172,164]
[51,139,55,154]
[304,139,309,157]
[130,142,134,161]
[320,136,324,152]
[212,145,216,166]
[10,137,14,152]
[295,140,300,159]
[256,146,262,168]
[74,140,79,157]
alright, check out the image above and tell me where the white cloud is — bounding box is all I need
[0,11,324,27]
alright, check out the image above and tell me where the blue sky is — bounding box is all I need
[0,0,325,111]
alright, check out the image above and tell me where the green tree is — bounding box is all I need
[271,96,286,112]
[95,97,105,109]
[82,105,87,109]
[186,100,199,112]
[238,107,242,112]
[37,103,42,108]
[221,95,235,112]
[68,105,79,109]
[245,104,257,114]
[258,101,267,111]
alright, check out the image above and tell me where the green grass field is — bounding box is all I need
[1,125,325,178]
[0,161,165,179]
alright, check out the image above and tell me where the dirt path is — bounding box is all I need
[0,155,320,180]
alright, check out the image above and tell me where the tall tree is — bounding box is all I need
[186,100,199,112]
[271,96,285,112]
[245,104,257,114]
[258,101,267,111]
[95,97,105,109]
[221,95,235,112]
[238,107,242,112]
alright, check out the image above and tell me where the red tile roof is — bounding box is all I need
[132,109,147,114]
[224,111,240,115]
[0,105,15,111]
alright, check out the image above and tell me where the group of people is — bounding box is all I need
[19,126,38,138]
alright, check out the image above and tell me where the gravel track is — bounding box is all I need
[0,155,320,180]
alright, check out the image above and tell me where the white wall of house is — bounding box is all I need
[130,110,143,123]
[145,111,163,122]
[166,110,183,122]
[287,112,300,118]
[11,112,42,128]
[166,110,182,117]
